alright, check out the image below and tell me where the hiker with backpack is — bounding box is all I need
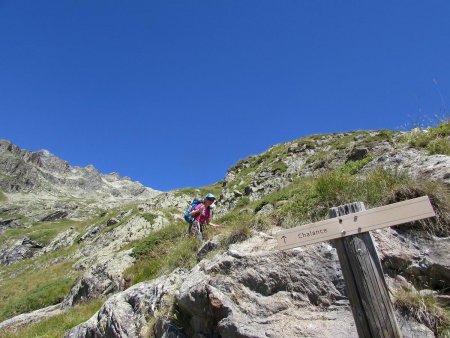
[185,193,222,241]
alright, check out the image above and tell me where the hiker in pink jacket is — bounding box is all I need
[189,193,222,240]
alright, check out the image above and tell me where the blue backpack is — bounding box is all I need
[184,199,203,224]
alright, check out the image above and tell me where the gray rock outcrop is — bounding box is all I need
[62,250,135,308]
[42,228,80,254]
[66,232,435,338]
[1,237,43,265]
[65,270,187,338]
[40,210,69,222]
[374,228,450,291]
[0,217,22,233]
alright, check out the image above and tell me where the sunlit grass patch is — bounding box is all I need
[0,298,103,338]
[124,221,200,284]
[0,259,79,322]
[140,212,158,224]
[27,219,78,245]
[340,156,374,175]
[262,166,448,236]
[400,121,450,155]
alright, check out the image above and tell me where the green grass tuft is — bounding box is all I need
[427,137,450,155]
[395,289,450,336]
[340,156,374,175]
[235,196,250,208]
[267,167,449,236]
[141,212,158,224]
[272,160,288,173]
[222,222,252,246]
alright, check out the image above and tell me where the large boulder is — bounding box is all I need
[176,235,354,337]
[175,233,434,338]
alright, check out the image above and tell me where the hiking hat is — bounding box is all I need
[205,193,216,200]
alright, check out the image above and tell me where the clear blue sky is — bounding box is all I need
[0,1,449,191]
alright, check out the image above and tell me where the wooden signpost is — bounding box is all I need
[276,196,436,338]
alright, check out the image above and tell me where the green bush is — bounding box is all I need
[175,181,223,198]
[272,160,288,173]
[0,190,6,202]
[226,143,290,190]
[218,208,255,226]
[362,130,395,145]
[129,221,185,258]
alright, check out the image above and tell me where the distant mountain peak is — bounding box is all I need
[0,140,161,200]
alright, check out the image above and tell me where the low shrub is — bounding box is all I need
[272,160,288,173]
[340,156,374,175]
[174,181,223,198]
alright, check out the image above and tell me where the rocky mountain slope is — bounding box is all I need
[0,139,160,202]
[0,124,449,337]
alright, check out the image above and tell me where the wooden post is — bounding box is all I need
[330,202,402,338]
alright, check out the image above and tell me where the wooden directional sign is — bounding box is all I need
[276,196,435,250]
